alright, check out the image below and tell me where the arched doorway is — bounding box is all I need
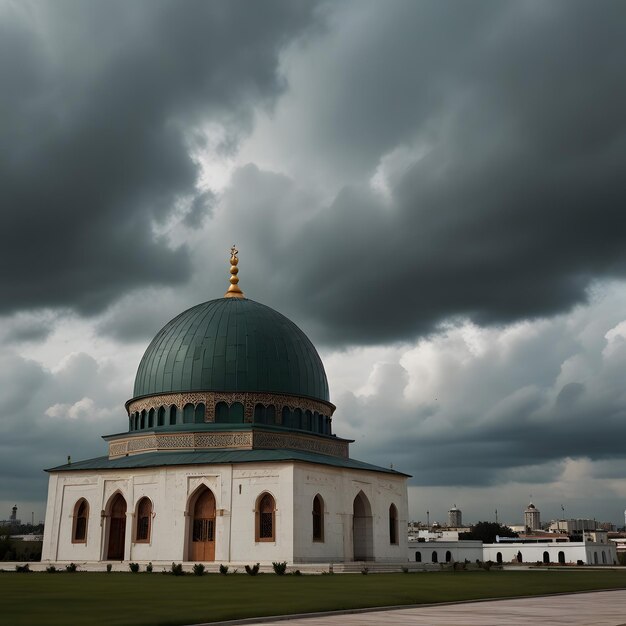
[189,487,216,562]
[558,550,565,564]
[106,494,127,560]
[543,551,550,564]
[496,552,503,564]
[352,491,373,561]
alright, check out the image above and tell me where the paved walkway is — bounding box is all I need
[225,590,626,626]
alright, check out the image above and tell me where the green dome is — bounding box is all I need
[133,298,330,402]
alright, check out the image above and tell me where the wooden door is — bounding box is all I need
[107,494,127,560]
[190,488,216,561]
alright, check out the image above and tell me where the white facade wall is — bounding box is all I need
[42,461,407,564]
[483,541,617,565]
[291,464,408,563]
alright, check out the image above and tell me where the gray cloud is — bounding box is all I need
[0,0,319,316]
[0,349,128,512]
[327,285,626,491]
[0,312,56,345]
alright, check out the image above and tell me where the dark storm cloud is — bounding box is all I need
[0,0,318,315]
[231,1,626,346]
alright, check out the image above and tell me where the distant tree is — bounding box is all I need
[460,521,518,543]
[0,534,13,560]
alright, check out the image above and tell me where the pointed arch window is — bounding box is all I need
[135,497,153,543]
[389,503,398,544]
[312,495,324,542]
[256,493,275,542]
[72,499,89,543]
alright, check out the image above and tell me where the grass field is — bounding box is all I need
[1,569,626,626]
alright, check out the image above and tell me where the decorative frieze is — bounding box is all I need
[109,441,128,457]
[253,432,348,458]
[109,429,346,459]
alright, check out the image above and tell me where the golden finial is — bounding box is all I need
[224,244,245,298]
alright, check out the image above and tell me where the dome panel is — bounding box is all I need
[132,298,330,402]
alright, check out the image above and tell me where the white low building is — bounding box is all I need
[408,540,483,564]
[483,537,616,565]
[42,251,409,565]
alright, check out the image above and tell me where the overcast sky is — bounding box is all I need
[2,0,626,527]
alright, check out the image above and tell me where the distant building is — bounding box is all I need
[448,505,462,528]
[484,535,616,566]
[524,502,541,531]
[408,540,483,564]
[548,519,597,534]
[0,505,22,527]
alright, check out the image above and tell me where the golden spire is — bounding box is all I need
[224,244,245,298]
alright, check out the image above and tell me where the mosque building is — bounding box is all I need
[41,248,409,565]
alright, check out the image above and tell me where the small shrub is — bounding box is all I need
[106,564,112,573]
[245,563,260,576]
[129,562,140,573]
[146,562,153,573]
[577,559,585,566]
[293,569,302,576]
[482,560,493,571]
[15,564,30,573]
[46,565,57,573]
[65,563,78,573]
[171,562,184,576]
[361,566,369,575]
[192,563,205,576]
[219,564,229,575]
[401,566,409,573]
[272,561,287,575]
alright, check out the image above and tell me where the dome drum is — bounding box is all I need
[126,390,334,436]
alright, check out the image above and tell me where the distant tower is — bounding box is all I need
[10,505,17,525]
[448,505,462,528]
[524,502,541,531]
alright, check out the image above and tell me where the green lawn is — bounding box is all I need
[1,570,626,626]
